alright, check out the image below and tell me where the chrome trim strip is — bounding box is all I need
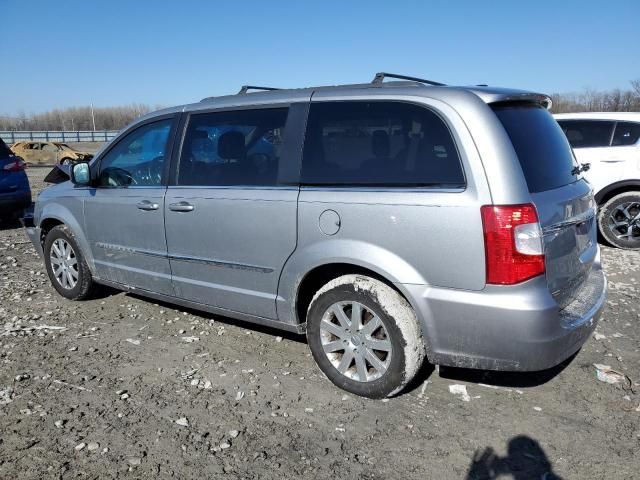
[169,254,274,273]
[95,242,166,258]
[543,208,597,234]
[96,242,273,273]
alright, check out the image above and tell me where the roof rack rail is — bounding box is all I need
[238,85,281,94]
[372,72,446,87]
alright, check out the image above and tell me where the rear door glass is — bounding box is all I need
[557,120,615,148]
[493,104,579,193]
[612,121,640,146]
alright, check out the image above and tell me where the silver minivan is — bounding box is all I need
[26,73,607,398]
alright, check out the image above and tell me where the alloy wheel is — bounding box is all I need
[49,238,79,290]
[319,301,392,382]
[608,201,640,240]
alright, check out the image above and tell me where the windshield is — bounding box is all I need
[492,104,579,193]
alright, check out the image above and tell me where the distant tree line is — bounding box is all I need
[0,104,160,131]
[1,80,639,131]
[550,79,640,113]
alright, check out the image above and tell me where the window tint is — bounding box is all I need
[301,101,464,187]
[178,108,288,186]
[493,104,579,193]
[98,119,172,187]
[612,121,640,146]
[557,120,614,148]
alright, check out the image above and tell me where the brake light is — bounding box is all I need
[481,203,545,285]
[3,159,26,172]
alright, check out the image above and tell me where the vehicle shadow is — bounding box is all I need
[123,292,307,344]
[438,352,577,389]
[0,218,23,231]
[466,435,563,479]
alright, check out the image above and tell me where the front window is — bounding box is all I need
[98,119,172,187]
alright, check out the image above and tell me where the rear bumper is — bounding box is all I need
[0,191,31,215]
[24,220,43,260]
[403,264,606,371]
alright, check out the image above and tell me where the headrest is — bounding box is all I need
[371,130,390,158]
[218,131,246,159]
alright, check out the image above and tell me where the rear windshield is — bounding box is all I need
[0,139,12,159]
[492,104,579,193]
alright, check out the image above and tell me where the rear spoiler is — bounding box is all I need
[465,87,552,110]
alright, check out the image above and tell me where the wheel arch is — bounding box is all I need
[279,256,432,358]
[594,179,640,205]
[38,205,95,272]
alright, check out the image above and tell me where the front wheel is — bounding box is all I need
[598,192,640,250]
[306,275,426,398]
[44,225,95,299]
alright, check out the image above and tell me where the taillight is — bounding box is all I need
[3,159,26,172]
[481,203,545,285]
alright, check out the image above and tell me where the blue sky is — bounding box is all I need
[2,0,639,115]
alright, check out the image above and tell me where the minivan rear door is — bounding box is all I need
[164,102,308,320]
[493,104,598,307]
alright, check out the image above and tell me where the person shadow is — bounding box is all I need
[466,435,563,480]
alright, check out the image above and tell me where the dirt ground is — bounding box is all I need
[0,168,638,479]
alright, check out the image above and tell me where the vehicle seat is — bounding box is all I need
[217,131,248,184]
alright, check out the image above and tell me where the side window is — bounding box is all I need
[301,101,464,187]
[42,143,58,152]
[98,119,172,187]
[178,108,288,186]
[612,122,640,146]
[558,120,614,148]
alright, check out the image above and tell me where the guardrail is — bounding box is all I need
[0,130,119,144]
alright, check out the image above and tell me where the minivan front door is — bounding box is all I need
[164,106,303,319]
[84,117,176,295]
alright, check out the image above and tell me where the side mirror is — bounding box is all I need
[71,162,91,185]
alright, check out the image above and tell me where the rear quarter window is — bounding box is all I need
[493,104,579,193]
[301,101,465,188]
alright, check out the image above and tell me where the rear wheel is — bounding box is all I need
[44,225,95,299]
[598,192,640,250]
[306,275,425,398]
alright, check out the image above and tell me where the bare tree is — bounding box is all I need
[0,104,159,131]
[550,79,640,113]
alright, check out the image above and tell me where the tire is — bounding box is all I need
[43,225,95,300]
[598,192,640,250]
[306,274,426,398]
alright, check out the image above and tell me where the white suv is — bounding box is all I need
[555,113,640,249]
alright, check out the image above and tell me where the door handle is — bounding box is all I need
[601,159,624,163]
[169,201,195,212]
[136,200,159,211]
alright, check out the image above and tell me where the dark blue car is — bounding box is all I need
[0,138,31,221]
